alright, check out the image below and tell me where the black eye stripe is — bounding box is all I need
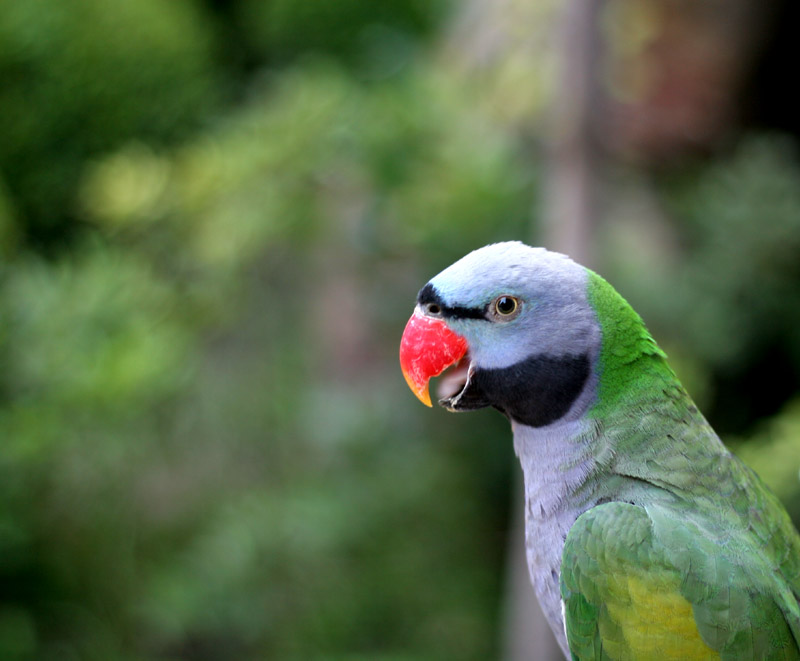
[442,305,488,320]
[417,283,487,320]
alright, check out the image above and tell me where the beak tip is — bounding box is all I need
[419,390,433,408]
[402,367,433,407]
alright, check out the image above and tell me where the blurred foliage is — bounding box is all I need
[0,2,531,653]
[79,64,533,269]
[0,0,223,250]
[232,0,450,75]
[733,398,800,524]
[1,1,800,660]
[665,137,800,371]
[606,136,800,432]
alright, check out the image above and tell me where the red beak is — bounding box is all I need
[399,310,469,407]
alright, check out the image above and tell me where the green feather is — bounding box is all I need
[586,270,671,420]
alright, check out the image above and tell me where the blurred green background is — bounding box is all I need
[1,0,799,659]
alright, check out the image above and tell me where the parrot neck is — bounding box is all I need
[511,416,601,655]
[585,269,729,490]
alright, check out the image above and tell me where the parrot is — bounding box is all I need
[398,241,800,660]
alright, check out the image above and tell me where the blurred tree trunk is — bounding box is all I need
[444,0,606,658]
[509,3,608,660]
[543,0,606,268]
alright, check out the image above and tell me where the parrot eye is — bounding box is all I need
[425,303,442,316]
[491,295,520,320]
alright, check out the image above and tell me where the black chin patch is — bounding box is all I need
[442,354,590,427]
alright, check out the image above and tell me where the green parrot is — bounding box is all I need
[399,242,800,659]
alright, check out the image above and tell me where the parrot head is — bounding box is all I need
[399,242,602,427]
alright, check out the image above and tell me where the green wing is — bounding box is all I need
[561,501,800,660]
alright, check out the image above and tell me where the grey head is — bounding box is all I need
[417,241,602,428]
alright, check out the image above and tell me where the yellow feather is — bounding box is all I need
[603,575,719,660]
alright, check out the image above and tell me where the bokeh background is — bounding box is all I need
[1,0,799,659]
